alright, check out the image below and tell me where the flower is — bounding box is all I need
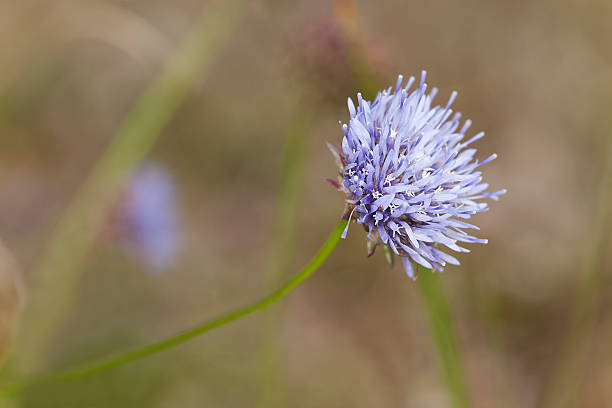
[106,162,181,272]
[328,71,505,278]
[294,17,352,96]
[289,15,392,105]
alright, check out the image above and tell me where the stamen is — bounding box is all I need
[384,174,396,185]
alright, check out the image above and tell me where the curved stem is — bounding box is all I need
[1,219,347,397]
[417,266,470,408]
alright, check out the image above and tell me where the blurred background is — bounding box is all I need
[1,0,611,407]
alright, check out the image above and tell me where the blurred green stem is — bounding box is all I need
[417,266,470,408]
[335,4,470,405]
[256,109,311,408]
[14,0,246,374]
[0,219,348,397]
[539,132,612,408]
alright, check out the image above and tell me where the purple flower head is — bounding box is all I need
[123,163,180,272]
[328,71,506,278]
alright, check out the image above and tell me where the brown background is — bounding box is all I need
[1,0,611,406]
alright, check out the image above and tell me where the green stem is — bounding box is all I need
[256,109,311,408]
[417,266,470,408]
[0,220,347,397]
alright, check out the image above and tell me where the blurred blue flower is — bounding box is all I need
[121,163,180,272]
[329,72,505,278]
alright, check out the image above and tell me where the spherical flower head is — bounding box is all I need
[328,71,506,278]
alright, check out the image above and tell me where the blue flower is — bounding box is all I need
[123,163,180,272]
[328,71,505,278]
